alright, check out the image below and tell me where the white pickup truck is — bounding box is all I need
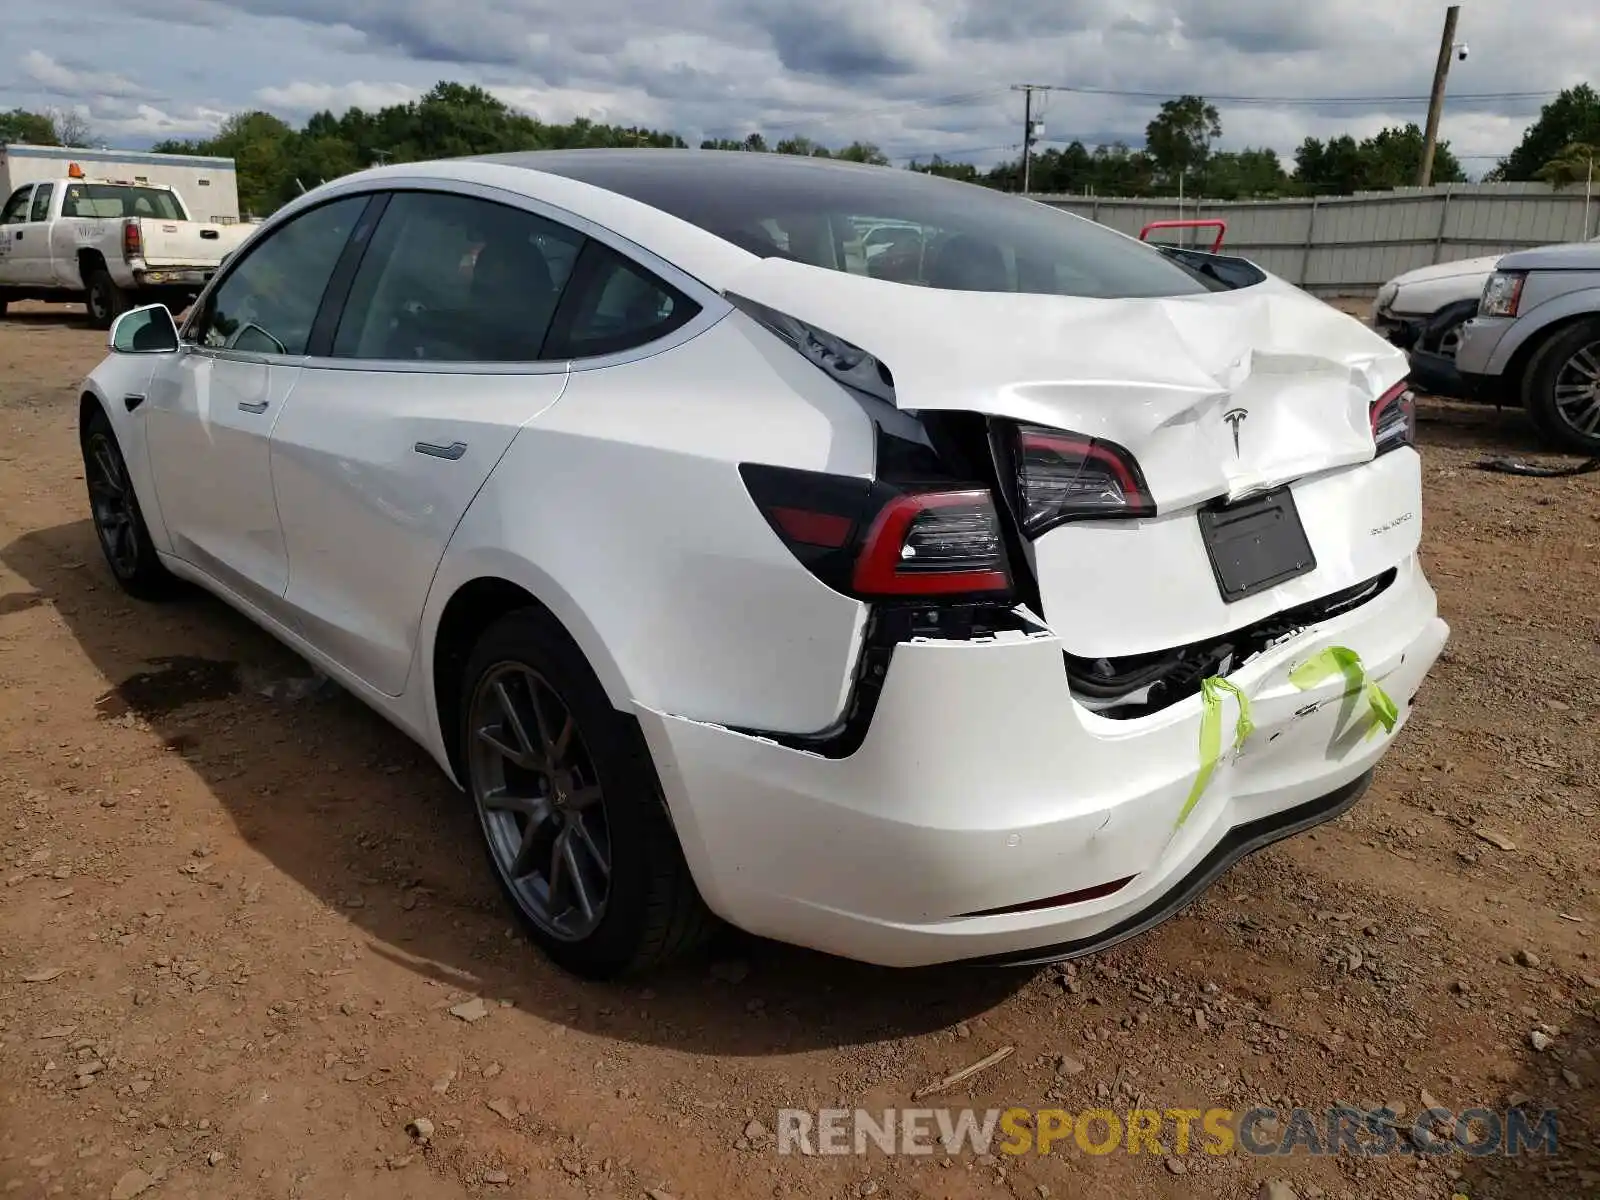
[0,171,255,327]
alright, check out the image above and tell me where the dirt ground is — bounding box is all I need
[0,299,1597,1200]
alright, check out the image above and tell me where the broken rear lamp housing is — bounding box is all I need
[1370,381,1416,456]
[739,464,1013,601]
[1011,423,1155,536]
[852,490,1010,596]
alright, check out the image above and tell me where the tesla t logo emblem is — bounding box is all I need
[1223,408,1249,455]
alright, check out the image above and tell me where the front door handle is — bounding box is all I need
[238,400,268,414]
[414,440,467,460]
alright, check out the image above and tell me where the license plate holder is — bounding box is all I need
[1197,487,1317,603]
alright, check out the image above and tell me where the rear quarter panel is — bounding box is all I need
[422,310,879,735]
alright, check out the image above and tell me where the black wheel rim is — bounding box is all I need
[1553,341,1600,441]
[89,282,108,323]
[85,432,139,578]
[467,663,611,942]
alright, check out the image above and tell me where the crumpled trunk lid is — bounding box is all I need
[725,258,1417,659]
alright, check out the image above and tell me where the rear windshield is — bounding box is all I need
[514,151,1211,299]
[61,184,187,221]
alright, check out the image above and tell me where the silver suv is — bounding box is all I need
[1456,242,1600,454]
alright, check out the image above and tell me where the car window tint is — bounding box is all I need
[28,184,53,222]
[331,191,582,362]
[2,186,33,224]
[194,196,365,355]
[550,241,700,360]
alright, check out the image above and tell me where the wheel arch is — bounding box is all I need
[78,388,110,445]
[424,559,634,786]
[1490,289,1600,384]
[76,247,108,290]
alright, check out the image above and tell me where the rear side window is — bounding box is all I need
[60,184,186,220]
[0,187,30,224]
[192,196,367,355]
[330,191,583,362]
[29,184,53,222]
[545,241,700,360]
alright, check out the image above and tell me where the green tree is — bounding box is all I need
[0,108,60,145]
[1537,141,1600,189]
[1499,85,1600,181]
[775,135,832,157]
[834,141,888,165]
[1205,148,1289,199]
[1144,95,1221,190]
[909,155,981,182]
[1360,124,1465,189]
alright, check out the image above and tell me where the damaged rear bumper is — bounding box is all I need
[636,557,1449,968]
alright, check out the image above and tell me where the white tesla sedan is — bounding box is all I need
[79,150,1449,977]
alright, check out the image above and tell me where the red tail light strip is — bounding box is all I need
[852,491,1011,597]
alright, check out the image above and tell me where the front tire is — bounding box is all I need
[85,268,129,330]
[1523,317,1600,454]
[81,408,179,600]
[459,609,713,978]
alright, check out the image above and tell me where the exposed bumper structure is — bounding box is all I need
[637,557,1448,968]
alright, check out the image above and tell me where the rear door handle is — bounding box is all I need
[238,400,268,414]
[414,440,467,460]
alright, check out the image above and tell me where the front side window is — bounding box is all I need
[191,196,366,356]
[330,190,583,362]
[29,184,53,223]
[1,187,32,225]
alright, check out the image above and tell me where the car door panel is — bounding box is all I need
[139,193,371,612]
[266,187,587,696]
[271,368,568,695]
[145,351,299,608]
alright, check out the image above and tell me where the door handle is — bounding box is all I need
[238,400,269,414]
[414,440,467,460]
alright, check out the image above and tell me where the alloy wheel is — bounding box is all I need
[467,663,612,942]
[86,432,139,578]
[1552,341,1600,441]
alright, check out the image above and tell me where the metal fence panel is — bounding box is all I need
[1030,182,1599,296]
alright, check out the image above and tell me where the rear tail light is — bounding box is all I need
[852,491,1009,596]
[1011,423,1155,535]
[1370,381,1416,455]
[739,464,1013,600]
[123,220,142,259]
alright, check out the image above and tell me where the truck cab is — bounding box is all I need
[0,163,255,327]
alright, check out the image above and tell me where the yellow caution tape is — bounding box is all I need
[1288,645,1398,739]
[1175,676,1254,830]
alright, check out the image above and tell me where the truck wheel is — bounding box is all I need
[85,268,130,330]
[1522,317,1600,454]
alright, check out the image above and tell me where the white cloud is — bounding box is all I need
[5,0,1598,169]
[22,49,150,101]
[254,80,424,112]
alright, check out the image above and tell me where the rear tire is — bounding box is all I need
[85,268,129,330]
[1522,317,1600,454]
[80,407,180,600]
[458,608,715,979]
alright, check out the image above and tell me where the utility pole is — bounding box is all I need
[1418,4,1461,187]
[1011,84,1049,193]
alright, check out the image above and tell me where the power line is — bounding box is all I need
[755,88,1007,131]
[1009,82,1559,107]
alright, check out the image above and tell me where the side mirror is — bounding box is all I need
[109,304,180,354]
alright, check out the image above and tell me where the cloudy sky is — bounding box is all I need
[3,1,1593,172]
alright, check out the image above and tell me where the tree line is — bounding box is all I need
[7,81,1600,217]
